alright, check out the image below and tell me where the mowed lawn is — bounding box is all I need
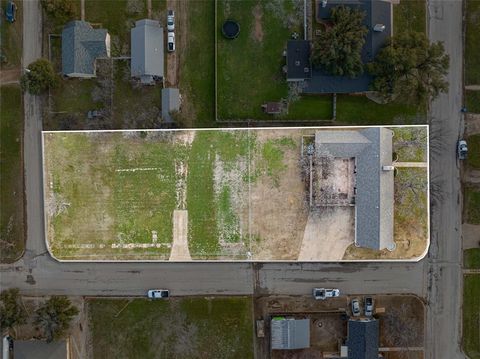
[466,0,480,85]
[467,134,480,169]
[393,0,426,34]
[465,249,480,269]
[466,91,480,113]
[216,0,298,120]
[0,0,23,69]
[463,275,480,359]
[0,86,25,262]
[465,187,480,224]
[88,297,254,359]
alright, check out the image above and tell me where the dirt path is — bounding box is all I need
[465,85,480,90]
[0,69,21,84]
[463,223,480,249]
[166,0,188,87]
[81,0,85,20]
[466,114,480,135]
[298,207,354,261]
[394,162,428,167]
[464,168,480,184]
[147,0,151,18]
[169,210,191,261]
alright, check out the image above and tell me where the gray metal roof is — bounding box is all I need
[346,319,379,359]
[271,318,310,350]
[304,0,392,93]
[62,21,109,77]
[131,19,164,83]
[14,340,67,359]
[161,88,180,123]
[315,128,394,250]
[286,40,312,81]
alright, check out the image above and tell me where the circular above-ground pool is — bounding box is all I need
[222,20,240,39]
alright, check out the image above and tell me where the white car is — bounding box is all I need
[167,32,175,52]
[147,289,169,299]
[458,139,468,160]
[167,10,175,32]
[351,298,361,316]
[313,288,340,300]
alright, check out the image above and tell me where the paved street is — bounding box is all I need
[0,0,466,358]
[426,0,465,358]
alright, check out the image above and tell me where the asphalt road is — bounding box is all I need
[0,0,465,358]
[425,1,465,358]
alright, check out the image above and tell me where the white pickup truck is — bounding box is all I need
[313,288,340,300]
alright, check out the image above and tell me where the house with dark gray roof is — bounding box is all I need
[62,21,110,78]
[271,317,310,350]
[131,19,164,85]
[346,319,379,359]
[287,0,392,93]
[286,40,312,81]
[315,127,395,251]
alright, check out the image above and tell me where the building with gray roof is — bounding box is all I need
[315,127,395,250]
[287,0,392,93]
[131,19,164,85]
[271,317,310,350]
[161,88,180,123]
[62,21,110,78]
[346,319,379,359]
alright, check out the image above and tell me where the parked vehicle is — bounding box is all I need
[351,298,361,316]
[167,10,175,32]
[167,32,175,52]
[364,297,374,317]
[5,1,16,23]
[313,288,340,300]
[147,289,169,299]
[458,139,468,160]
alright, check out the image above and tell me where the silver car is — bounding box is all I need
[458,139,468,160]
[364,297,374,317]
[351,298,361,317]
[147,289,169,299]
[167,10,175,32]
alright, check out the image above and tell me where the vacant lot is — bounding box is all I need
[43,126,428,261]
[88,297,253,359]
[0,85,25,262]
[463,275,480,359]
[466,0,480,85]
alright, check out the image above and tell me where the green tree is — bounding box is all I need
[34,296,79,342]
[0,288,27,332]
[40,0,76,27]
[20,58,59,95]
[311,6,368,77]
[368,31,449,105]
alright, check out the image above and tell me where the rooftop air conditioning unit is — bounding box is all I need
[304,67,310,73]
[295,60,301,66]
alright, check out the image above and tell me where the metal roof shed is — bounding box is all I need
[161,88,180,123]
[271,318,310,350]
[131,19,164,84]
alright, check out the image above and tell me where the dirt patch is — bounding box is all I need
[248,131,309,260]
[252,4,264,42]
[169,210,191,260]
[0,69,21,84]
[166,0,188,87]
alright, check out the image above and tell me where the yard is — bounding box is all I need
[88,297,254,359]
[466,91,480,114]
[467,134,480,169]
[463,275,480,359]
[464,249,480,269]
[466,0,480,85]
[393,0,426,34]
[465,187,480,224]
[0,85,25,262]
[0,0,23,69]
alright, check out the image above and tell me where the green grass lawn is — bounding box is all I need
[467,134,480,169]
[392,126,428,162]
[466,0,480,85]
[285,95,332,121]
[178,1,216,127]
[88,297,254,359]
[466,91,480,114]
[0,0,23,69]
[463,275,480,359]
[393,0,426,34]
[465,187,480,224]
[465,249,480,269]
[336,95,426,125]
[216,0,301,120]
[0,85,25,262]
[52,79,101,113]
